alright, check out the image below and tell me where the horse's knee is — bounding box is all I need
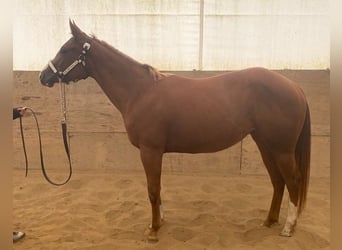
[148,192,159,204]
[147,186,160,204]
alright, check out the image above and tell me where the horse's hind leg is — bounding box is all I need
[272,152,300,237]
[253,139,285,227]
[140,146,163,242]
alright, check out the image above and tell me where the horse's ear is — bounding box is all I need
[69,19,84,40]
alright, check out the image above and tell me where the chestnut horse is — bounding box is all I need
[39,21,310,241]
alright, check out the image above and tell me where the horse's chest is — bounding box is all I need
[123,113,165,148]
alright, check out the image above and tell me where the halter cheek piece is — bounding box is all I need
[47,41,92,82]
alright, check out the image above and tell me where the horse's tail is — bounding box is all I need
[296,102,311,215]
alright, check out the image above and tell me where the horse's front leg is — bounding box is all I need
[140,146,163,242]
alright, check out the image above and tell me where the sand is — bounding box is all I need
[13,168,329,250]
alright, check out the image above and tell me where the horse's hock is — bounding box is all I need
[13,70,329,178]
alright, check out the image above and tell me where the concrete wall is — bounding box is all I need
[12,70,329,178]
[13,0,329,70]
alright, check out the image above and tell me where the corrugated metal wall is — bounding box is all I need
[13,0,329,70]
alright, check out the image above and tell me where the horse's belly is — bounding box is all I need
[165,126,248,153]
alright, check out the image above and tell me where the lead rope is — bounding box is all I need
[18,82,72,186]
[19,115,28,177]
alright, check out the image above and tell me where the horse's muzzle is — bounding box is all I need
[39,67,58,87]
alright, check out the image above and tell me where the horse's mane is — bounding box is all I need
[92,35,172,82]
[142,64,173,82]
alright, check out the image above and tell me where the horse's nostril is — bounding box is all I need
[39,72,46,84]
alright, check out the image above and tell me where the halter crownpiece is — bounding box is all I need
[48,40,92,81]
[82,42,91,53]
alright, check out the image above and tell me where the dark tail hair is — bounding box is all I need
[296,103,311,215]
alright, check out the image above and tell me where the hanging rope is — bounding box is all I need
[18,83,72,186]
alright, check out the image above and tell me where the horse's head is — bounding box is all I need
[39,20,93,87]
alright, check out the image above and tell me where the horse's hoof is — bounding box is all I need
[145,224,159,242]
[147,229,159,243]
[147,234,159,242]
[261,220,280,228]
[280,229,293,237]
[261,223,269,228]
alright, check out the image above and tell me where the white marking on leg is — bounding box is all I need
[281,200,298,237]
[159,205,164,220]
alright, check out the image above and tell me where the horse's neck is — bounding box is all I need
[88,41,153,114]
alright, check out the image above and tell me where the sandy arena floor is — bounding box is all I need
[13,169,329,250]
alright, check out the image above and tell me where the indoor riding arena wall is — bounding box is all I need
[12,70,329,178]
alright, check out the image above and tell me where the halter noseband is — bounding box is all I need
[48,41,92,81]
